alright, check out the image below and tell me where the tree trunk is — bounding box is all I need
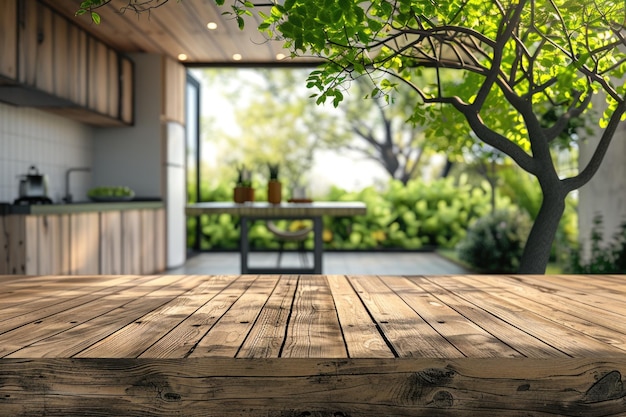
[518,189,565,274]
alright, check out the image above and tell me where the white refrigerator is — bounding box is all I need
[164,121,187,268]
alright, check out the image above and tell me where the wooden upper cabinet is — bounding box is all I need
[52,12,70,100]
[120,56,134,125]
[107,48,119,119]
[18,0,39,87]
[67,24,88,106]
[162,57,186,125]
[87,37,109,114]
[0,0,18,81]
[4,0,133,125]
[18,0,55,94]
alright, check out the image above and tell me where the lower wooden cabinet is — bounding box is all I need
[100,211,122,274]
[0,208,166,275]
[71,212,100,275]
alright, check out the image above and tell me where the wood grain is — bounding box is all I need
[100,211,122,275]
[0,0,17,80]
[1,358,626,416]
[1,274,626,416]
[70,212,100,274]
[348,275,463,358]
[327,274,394,358]
[280,275,347,358]
[121,210,142,274]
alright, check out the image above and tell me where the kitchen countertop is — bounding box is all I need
[0,199,164,215]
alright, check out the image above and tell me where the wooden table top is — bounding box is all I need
[185,201,367,217]
[3,274,626,416]
[2,273,625,359]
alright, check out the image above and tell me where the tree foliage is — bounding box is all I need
[79,0,626,273]
[226,0,626,273]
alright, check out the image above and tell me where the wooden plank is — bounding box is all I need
[6,215,26,275]
[0,275,155,326]
[347,275,463,358]
[35,4,55,94]
[0,215,7,274]
[381,275,522,358]
[77,275,249,358]
[2,357,626,416]
[280,275,347,358]
[424,275,626,357]
[236,275,298,358]
[6,275,207,358]
[100,211,122,275]
[326,274,395,358]
[508,274,626,309]
[107,48,119,118]
[87,37,109,114]
[52,12,69,99]
[0,0,17,80]
[471,274,626,350]
[121,210,141,274]
[32,214,70,275]
[409,277,566,358]
[162,56,186,124]
[153,208,166,272]
[18,0,37,85]
[141,275,256,358]
[59,214,71,274]
[119,56,134,124]
[23,216,38,275]
[67,24,88,106]
[189,275,280,358]
[70,212,100,275]
[140,210,155,274]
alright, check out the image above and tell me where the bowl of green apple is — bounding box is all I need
[87,186,135,202]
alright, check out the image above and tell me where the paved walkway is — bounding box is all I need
[168,251,470,275]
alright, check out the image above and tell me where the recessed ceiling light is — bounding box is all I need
[207,22,218,30]
[178,53,188,61]
[232,53,242,61]
[276,53,286,61]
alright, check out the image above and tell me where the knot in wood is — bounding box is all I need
[414,368,456,386]
[432,390,454,408]
[585,370,625,403]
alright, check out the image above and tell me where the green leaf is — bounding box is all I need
[91,12,101,25]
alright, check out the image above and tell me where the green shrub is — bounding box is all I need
[568,214,626,273]
[456,210,532,273]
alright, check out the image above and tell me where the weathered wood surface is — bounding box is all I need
[1,274,626,416]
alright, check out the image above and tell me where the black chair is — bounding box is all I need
[266,220,313,268]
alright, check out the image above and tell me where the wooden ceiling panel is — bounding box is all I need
[39,0,320,66]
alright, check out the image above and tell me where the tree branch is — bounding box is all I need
[543,90,592,143]
[562,99,626,192]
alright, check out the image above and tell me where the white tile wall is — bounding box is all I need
[0,102,94,203]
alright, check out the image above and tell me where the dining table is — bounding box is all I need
[186,201,367,274]
[1,273,626,416]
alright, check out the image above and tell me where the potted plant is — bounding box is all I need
[234,166,254,203]
[267,163,282,204]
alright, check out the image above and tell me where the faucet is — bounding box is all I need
[63,168,91,203]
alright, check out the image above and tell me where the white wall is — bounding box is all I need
[92,53,164,198]
[579,94,626,252]
[0,102,93,203]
